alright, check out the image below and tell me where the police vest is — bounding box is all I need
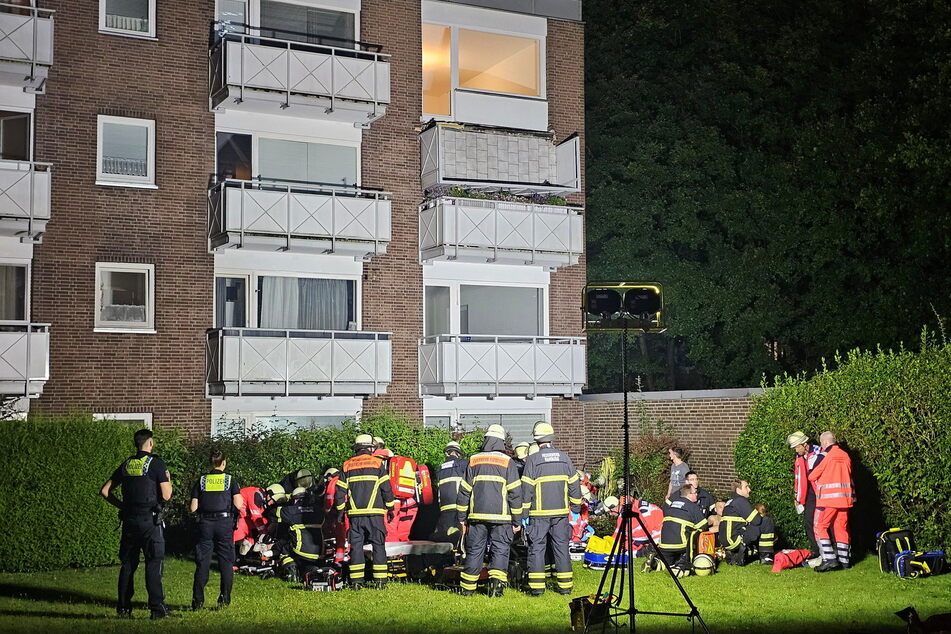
[121,453,159,511]
[196,471,236,513]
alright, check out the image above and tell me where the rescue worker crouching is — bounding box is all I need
[720,480,776,565]
[273,486,325,580]
[457,425,523,597]
[520,421,582,597]
[657,485,708,574]
[190,449,244,610]
[334,434,396,589]
[432,441,468,548]
[100,428,173,620]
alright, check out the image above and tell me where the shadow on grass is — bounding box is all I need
[0,582,189,612]
[0,609,112,621]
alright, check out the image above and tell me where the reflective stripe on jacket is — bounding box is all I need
[436,457,468,514]
[520,446,582,517]
[659,496,707,550]
[807,444,855,509]
[457,441,522,524]
[721,495,762,549]
[334,453,396,516]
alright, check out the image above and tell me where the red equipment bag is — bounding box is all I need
[389,455,418,499]
[416,464,434,505]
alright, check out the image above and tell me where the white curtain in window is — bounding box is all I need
[259,277,350,330]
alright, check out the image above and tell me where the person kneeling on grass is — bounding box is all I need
[719,480,776,565]
[657,485,708,575]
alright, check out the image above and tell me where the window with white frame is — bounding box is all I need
[213,412,355,436]
[95,263,155,331]
[0,111,31,162]
[100,0,156,38]
[424,282,546,337]
[0,264,26,322]
[257,275,355,330]
[424,412,546,443]
[422,23,543,117]
[215,131,359,186]
[97,116,156,187]
[94,412,153,429]
[219,0,358,47]
[215,276,248,328]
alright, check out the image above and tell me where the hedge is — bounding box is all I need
[735,331,951,551]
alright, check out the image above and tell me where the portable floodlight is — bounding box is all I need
[582,282,665,333]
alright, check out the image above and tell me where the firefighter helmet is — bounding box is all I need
[373,436,385,448]
[354,434,374,447]
[513,442,530,460]
[485,424,506,440]
[528,443,540,455]
[445,441,462,456]
[323,467,340,478]
[533,421,555,442]
[294,468,314,490]
[266,483,288,503]
[692,554,716,576]
[291,486,307,500]
[787,431,809,448]
[602,496,620,511]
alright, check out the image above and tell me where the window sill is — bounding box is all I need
[94,328,157,334]
[98,29,158,41]
[95,181,158,190]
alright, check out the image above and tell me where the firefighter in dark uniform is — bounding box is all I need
[456,424,523,597]
[520,421,582,596]
[189,449,244,610]
[720,479,776,565]
[431,441,468,547]
[100,428,173,619]
[274,486,324,578]
[334,434,396,589]
[658,485,708,572]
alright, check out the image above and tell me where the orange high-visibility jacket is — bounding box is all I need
[807,444,855,508]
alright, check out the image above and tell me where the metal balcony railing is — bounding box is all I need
[0,322,49,398]
[208,177,391,258]
[206,328,391,397]
[0,160,51,242]
[208,22,390,125]
[419,195,582,269]
[418,334,586,398]
[0,3,54,93]
[102,156,147,177]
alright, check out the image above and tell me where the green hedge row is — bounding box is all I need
[735,332,951,550]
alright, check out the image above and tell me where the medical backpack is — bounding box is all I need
[877,528,915,573]
[894,550,946,579]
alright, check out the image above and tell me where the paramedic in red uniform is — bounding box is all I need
[808,431,855,572]
[787,430,825,564]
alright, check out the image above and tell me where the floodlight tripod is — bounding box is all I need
[583,325,709,634]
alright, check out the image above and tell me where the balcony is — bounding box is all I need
[208,178,390,259]
[206,328,391,397]
[420,121,580,195]
[0,3,53,93]
[0,161,51,242]
[209,23,390,126]
[418,334,585,398]
[419,195,582,269]
[0,323,49,398]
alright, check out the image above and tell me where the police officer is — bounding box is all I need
[720,480,776,565]
[189,449,243,610]
[100,428,173,619]
[334,434,396,589]
[456,424,523,597]
[432,441,468,547]
[658,485,708,572]
[520,421,582,596]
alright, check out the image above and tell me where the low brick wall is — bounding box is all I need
[581,388,762,495]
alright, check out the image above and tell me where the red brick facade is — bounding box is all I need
[31,0,214,435]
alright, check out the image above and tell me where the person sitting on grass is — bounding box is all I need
[719,480,776,565]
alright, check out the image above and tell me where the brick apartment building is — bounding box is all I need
[0,0,586,453]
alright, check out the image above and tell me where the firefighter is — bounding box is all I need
[685,471,719,531]
[658,485,708,572]
[432,441,468,547]
[100,429,173,620]
[808,431,855,572]
[457,425,523,597]
[274,487,324,578]
[787,430,825,564]
[720,480,775,565]
[334,434,396,589]
[520,421,582,596]
[513,442,530,476]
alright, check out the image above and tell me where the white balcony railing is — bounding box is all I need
[0,160,51,242]
[0,3,54,93]
[0,322,49,398]
[418,334,586,398]
[209,23,390,126]
[206,328,391,397]
[420,121,580,195]
[419,196,582,269]
[208,178,390,259]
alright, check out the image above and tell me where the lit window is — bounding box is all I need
[458,29,539,97]
[95,263,155,332]
[422,24,451,116]
[97,115,156,187]
[100,0,156,38]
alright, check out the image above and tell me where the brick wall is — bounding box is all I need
[360,0,425,420]
[547,18,587,463]
[583,390,762,493]
[31,1,214,435]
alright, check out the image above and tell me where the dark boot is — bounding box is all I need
[216,594,230,609]
[487,579,505,598]
[191,599,203,611]
[816,559,841,573]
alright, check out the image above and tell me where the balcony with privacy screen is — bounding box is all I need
[0,160,51,243]
[419,195,582,269]
[0,322,49,398]
[208,20,390,126]
[418,284,585,398]
[419,121,580,196]
[0,3,53,93]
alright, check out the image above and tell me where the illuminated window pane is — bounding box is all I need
[422,24,451,115]
[458,29,539,97]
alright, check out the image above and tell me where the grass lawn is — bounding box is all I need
[0,556,948,633]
